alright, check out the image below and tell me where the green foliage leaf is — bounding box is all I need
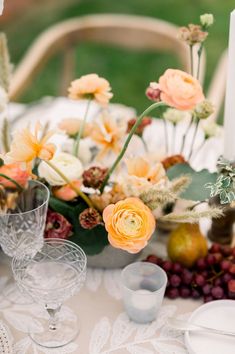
[49,197,109,255]
[167,163,218,201]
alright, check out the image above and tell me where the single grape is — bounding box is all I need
[203,295,213,303]
[221,273,233,284]
[221,245,232,257]
[206,254,216,266]
[231,248,235,259]
[202,283,212,295]
[191,288,201,299]
[196,258,207,271]
[172,262,183,274]
[162,260,173,272]
[211,286,224,299]
[228,279,235,299]
[194,274,206,287]
[181,269,193,285]
[214,277,223,287]
[220,260,231,271]
[179,286,191,298]
[200,270,209,278]
[169,274,181,287]
[166,287,179,299]
[209,243,221,254]
[146,255,159,264]
[229,264,235,275]
[213,253,223,264]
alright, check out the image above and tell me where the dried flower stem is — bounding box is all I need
[46,160,93,208]
[140,187,177,210]
[73,99,91,156]
[188,118,200,160]
[159,207,223,224]
[100,102,166,193]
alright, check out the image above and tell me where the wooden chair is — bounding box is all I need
[207,50,228,122]
[9,14,206,101]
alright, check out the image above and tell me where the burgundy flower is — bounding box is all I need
[127,117,152,136]
[82,166,108,189]
[45,210,72,239]
[145,82,161,102]
[79,208,102,230]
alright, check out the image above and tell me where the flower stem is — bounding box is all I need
[180,115,193,155]
[73,99,91,156]
[190,45,194,76]
[163,119,169,155]
[45,160,93,208]
[188,118,200,160]
[0,173,23,191]
[197,44,203,80]
[100,102,166,193]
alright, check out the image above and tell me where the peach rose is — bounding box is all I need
[53,180,81,201]
[68,74,113,106]
[0,163,29,188]
[158,69,204,111]
[59,118,92,137]
[103,197,156,254]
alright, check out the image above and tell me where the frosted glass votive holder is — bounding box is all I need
[121,261,167,324]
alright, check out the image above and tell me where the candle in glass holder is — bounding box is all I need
[121,262,167,324]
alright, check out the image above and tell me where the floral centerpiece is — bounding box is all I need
[0,14,223,264]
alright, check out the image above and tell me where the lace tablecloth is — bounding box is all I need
[0,248,202,354]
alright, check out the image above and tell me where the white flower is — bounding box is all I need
[0,86,8,113]
[163,108,190,124]
[200,13,214,28]
[194,100,214,119]
[63,138,92,165]
[38,152,83,186]
[202,121,221,138]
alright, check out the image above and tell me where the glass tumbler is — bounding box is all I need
[121,261,167,324]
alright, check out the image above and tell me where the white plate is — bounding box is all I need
[185,300,235,354]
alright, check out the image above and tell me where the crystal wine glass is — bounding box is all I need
[0,179,49,302]
[12,238,87,348]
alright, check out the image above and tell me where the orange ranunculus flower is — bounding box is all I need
[158,69,204,111]
[5,123,56,170]
[53,180,82,201]
[0,163,29,188]
[68,74,113,106]
[58,118,92,137]
[103,197,156,254]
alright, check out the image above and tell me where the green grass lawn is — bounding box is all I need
[2,0,235,116]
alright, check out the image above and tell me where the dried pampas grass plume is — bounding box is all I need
[159,206,224,224]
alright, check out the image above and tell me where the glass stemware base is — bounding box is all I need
[30,307,79,348]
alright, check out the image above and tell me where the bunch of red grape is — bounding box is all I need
[145,243,235,302]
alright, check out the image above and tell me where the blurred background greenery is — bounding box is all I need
[1,0,234,114]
